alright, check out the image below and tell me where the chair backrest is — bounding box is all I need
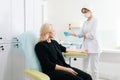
[17,31,42,71]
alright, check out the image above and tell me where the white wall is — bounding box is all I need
[48,0,120,49]
[91,0,120,49]
[48,0,85,42]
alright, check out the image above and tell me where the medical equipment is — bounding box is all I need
[78,34,83,38]
[64,31,83,38]
[64,32,72,36]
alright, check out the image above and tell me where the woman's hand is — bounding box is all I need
[64,68,78,75]
[55,64,78,75]
[66,48,88,53]
[83,34,86,39]
[80,50,88,53]
[71,33,77,37]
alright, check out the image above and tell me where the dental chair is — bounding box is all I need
[17,31,50,80]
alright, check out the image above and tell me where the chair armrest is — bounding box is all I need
[24,69,50,80]
[64,52,87,57]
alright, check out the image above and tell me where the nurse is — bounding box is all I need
[72,6,101,80]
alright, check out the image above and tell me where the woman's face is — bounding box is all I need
[81,8,92,18]
[49,29,56,38]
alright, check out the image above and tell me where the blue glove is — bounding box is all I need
[64,32,72,36]
[77,34,83,38]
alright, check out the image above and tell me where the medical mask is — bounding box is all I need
[83,13,91,18]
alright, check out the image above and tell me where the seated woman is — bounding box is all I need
[35,23,92,80]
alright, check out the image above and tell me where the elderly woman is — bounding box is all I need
[35,23,92,80]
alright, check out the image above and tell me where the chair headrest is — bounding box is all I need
[17,31,42,71]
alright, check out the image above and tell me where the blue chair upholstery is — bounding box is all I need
[17,31,50,80]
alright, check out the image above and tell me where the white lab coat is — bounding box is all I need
[81,17,101,80]
[81,17,100,53]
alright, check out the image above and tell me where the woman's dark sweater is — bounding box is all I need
[35,40,70,74]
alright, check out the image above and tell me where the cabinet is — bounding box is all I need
[0,0,12,43]
[0,0,12,80]
[0,44,11,80]
[10,42,25,80]
[0,41,24,80]
[11,0,25,37]
[0,0,47,80]
[0,0,25,42]
[0,0,25,80]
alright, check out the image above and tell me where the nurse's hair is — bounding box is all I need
[39,23,54,42]
[81,5,93,13]
[81,8,90,13]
